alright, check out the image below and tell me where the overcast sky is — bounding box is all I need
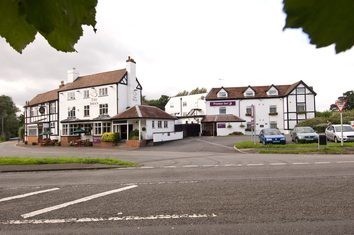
[1,0,354,112]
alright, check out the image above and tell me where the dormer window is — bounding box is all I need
[217,89,228,98]
[244,87,255,97]
[267,86,278,96]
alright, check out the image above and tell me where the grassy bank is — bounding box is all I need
[235,141,354,154]
[0,157,137,167]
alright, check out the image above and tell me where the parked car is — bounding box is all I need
[259,128,286,144]
[325,124,354,142]
[290,126,319,143]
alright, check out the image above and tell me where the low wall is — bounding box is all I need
[153,131,183,143]
[27,136,38,145]
[61,136,81,147]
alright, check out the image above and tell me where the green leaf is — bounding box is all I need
[283,0,354,53]
[0,0,97,53]
[0,0,36,53]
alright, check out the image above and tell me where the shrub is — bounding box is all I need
[0,136,5,142]
[228,131,244,136]
[18,126,25,141]
[227,124,232,128]
[129,129,140,139]
[313,123,328,133]
[101,132,119,142]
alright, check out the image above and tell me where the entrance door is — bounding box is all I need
[120,124,133,140]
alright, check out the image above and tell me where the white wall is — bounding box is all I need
[144,119,175,140]
[216,122,244,136]
[153,131,183,142]
[165,93,207,116]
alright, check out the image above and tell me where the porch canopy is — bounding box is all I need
[201,114,245,123]
[111,105,177,140]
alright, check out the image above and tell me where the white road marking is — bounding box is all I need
[314,161,331,164]
[140,166,154,169]
[163,166,176,168]
[292,162,310,165]
[269,163,287,166]
[2,213,217,225]
[182,165,199,168]
[196,139,235,150]
[0,188,60,203]
[246,163,264,166]
[21,185,138,219]
[336,160,354,164]
[224,164,236,167]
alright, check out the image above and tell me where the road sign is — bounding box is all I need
[335,100,347,112]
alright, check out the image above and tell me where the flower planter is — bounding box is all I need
[126,139,146,148]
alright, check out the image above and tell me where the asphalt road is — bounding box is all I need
[1,141,354,234]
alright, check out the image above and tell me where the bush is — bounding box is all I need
[0,136,5,142]
[129,129,140,139]
[228,131,244,136]
[313,123,328,133]
[18,126,25,141]
[101,132,119,142]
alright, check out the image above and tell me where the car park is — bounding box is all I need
[290,126,319,143]
[325,124,354,142]
[259,128,286,145]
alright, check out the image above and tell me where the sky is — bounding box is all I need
[1,0,354,112]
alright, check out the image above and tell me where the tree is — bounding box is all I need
[0,0,97,53]
[283,0,354,53]
[0,95,20,139]
[329,90,354,111]
[189,87,207,95]
[175,90,189,97]
[142,95,170,111]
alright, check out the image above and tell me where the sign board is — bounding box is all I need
[210,101,236,106]
[217,123,226,128]
[335,99,347,112]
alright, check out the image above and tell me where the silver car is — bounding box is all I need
[290,126,319,143]
[325,124,354,142]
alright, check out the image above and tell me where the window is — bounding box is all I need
[246,107,252,116]
[102,122,111,133]
[246,122,253,131]
[158,121,162,128]
[30,108,34,116]
[183,101,187,107]
[170,103,174,108]
[67,92,75,100]
[99,104,108,115]
[94,123,102,135]
[68,107,76,118]
[268,89,277,96]
[50,122,55,128]
[69,124,78,135]
[219,107,226,115]
[270,121,277,129]
[164,121,168,128]
[152,121,155,129]
[50,103,56,113]
[99,87,108,96]
[28,127,37,136]
[84,105,90,117]
[296,87,305,94]
[83,124,93,135]
[62,124,68,135]
[297,103,306,113]
[269,105,277,114]
[218,91,227,98]
[84,90,89,99]
[245,91,254,97]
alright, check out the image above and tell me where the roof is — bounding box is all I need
[59,69,127,92]
[26,88,59,106]
[201,114,245,123]
[112,105,177,120]
[206,81,316,100]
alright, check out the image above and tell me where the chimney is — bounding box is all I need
[126,56,139,107]
[59,80,65,88]
[67,67,79,83]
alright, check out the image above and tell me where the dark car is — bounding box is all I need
[290,126,319,143]
[259,128,286,144]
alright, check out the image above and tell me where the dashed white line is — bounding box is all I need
[0,188,60,203]
[163,166,176,168]
[21,185,138,219]
[292,162,310,165]
[314,161,331,164]
[140,166,154,169]
[246,163,264,166]
[336,160,354,164]
[2,213,217,225]
[269,163,287,166]
[201,164,219,167]
[224,164,236,167]
[182,165,199,168]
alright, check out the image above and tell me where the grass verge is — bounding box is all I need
[0,157,137,167]
[235,141,354,154]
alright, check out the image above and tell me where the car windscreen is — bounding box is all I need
[264,129,281,135]
[297,127,315,133]
[334,125,354,132]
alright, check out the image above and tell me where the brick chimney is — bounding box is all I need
[67,68,79,83]
[59,80,65,88]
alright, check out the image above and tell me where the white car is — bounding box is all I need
[325,124,354,142]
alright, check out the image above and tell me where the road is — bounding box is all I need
[1,141,354,234]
